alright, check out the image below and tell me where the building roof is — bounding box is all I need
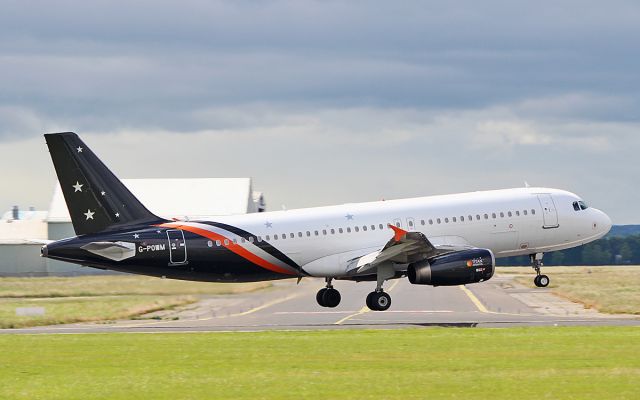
[48,178,258,223]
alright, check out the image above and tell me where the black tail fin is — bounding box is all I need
[44,132,165,235]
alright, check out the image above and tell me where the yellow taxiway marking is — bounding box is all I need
[219,293,302,318]
[116,292,302,328]
[334,279,400,325]
[459,285,489,313]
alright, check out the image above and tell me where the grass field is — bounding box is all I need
[498,266,640,314]
[0,276,270,328]
[0,327,638,399]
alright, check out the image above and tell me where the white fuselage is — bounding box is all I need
[207,187,612,277]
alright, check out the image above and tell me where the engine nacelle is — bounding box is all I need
[407,248,495,286]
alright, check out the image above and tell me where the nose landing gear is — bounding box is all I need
[530,253,550,288]
[316,278,341,308]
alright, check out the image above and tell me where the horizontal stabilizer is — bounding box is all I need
[81,241,136,261]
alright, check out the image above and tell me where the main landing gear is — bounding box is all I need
[366,290,391,311]
[366,263,394,311]
[530,253,550,288]
[316,278,341,308]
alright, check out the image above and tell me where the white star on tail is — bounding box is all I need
[133,234,140,239]
[73,181,83,192]
[84,209,95,220]
[77,146,83,153]
[115,213,120,218]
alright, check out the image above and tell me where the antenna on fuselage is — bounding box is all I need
[524,181,531,188]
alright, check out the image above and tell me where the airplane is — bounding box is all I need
[41,132,612,311]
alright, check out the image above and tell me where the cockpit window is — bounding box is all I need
[573,200,589,211]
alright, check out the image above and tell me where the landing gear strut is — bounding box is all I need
[530,253,550,288]
[366,263,394,311]
[316,278,341,308]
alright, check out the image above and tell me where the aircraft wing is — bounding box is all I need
[347,224,470,274]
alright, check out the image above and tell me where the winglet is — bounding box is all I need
[388,224,407,242]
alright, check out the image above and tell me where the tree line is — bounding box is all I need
[497,234,640,266]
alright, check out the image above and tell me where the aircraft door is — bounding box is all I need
[537,194,559,229]
[167,229,188,265]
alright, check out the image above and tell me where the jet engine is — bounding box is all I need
[407,248,495,286]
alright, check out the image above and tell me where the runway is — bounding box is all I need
[1,274,638,334]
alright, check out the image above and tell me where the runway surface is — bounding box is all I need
[2,274,639,334]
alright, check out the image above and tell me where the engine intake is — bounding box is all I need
[407,248,495,286]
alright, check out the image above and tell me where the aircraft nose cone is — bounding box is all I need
[594,209,612,236]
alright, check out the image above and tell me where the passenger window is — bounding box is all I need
[524,210,528,216]
[216,240,221,246]
[257,236,262,242]
[408,220,414,227]
[420,220,425,225]
[339,228,344,233]
[233,238,238,244]
[371,225,375,230]
[452,217,457,222]
[379,224,384,229]
[500,212,504,218]
[468,215,473,221]
[354,227,359,232]
[460,216,464,222]
[531,209,536,215]
[476,215,480,220]
[429,219,433,225]
[445,218,449,223]
[306,231,311,237]
[265,235,270,241]
[347,227,351,233]
[249,237,254,243]
[331,229,335,234]
[323,229,327,235]
[240,238,246,243]
[437,218,441,224]
[363,226,367,231]
[484,214,489,219]
[224,239,230,245]
[516,211,520,216]
[281,234,286,240]
[492,213,496,219]
[314,230,319,236]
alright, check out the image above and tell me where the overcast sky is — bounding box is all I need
[1,1,639,223]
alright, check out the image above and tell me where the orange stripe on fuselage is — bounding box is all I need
[157,222,295,276]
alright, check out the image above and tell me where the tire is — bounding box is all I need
[538,275,550,287]
[366,292,375,310]
[534,275,542,287]
[372,292,391,311]
[316,288,328,307]
[322,288,341,308]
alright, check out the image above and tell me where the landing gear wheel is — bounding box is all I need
[538,274,550,287]
[366,292,375,310]
[533,275,541,287]
[316,288,328,307]
[367,291,391,311]
[322,288,341,308]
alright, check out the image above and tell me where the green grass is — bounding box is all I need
[0,275,271,297]
[0,328,638,399]
[0,276,271,328]
[499,266,640,314]
[0,295,195,328]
